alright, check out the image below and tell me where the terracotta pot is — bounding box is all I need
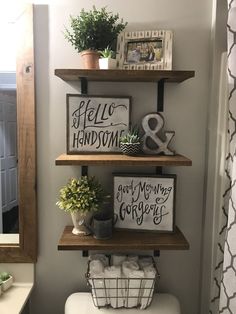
[80,50,99,69]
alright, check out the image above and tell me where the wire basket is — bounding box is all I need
[86,257,159,309]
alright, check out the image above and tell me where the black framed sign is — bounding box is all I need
[67,94,131,154]
[113,174,176,232]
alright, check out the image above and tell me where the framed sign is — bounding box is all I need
[113,174,176,232]
[67,94,131,154]
[116,30,173,70]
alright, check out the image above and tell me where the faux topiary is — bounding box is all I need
[56,176,108,214]
[64,6,127,53]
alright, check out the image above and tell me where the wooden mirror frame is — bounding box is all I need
[0,4,37,262]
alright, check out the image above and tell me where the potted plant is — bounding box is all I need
[99,47,117,69]
[120,127,141,156]
[0,272,13,292]
[56,176,109,235]
[64,6,127,69]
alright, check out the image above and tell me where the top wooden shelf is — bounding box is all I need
[54,69,195,83]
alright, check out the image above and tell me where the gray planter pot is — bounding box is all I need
[120,142,141,156]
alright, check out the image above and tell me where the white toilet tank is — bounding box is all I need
[65,292,181,314]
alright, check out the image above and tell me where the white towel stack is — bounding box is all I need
[88,254,157,309]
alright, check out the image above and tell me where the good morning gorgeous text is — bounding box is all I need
[115,179,173,225]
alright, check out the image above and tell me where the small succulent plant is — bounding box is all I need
[120,127,140,144]
[0,272,11,281]
[99,47,115,59]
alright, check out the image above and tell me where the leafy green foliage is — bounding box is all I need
[56,176,108,214]
[0,272,11,281]
[99,47,115,58]
[64,6,127,53]
[120,127,141,144]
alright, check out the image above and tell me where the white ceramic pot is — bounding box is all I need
[71,211,93,235]
[99,58,117,69]
[2,276,13,291]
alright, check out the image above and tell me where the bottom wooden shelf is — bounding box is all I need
[58,226,189,251]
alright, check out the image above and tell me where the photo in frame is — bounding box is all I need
[113,174,176,232]
[67,94,131,153]
[116,30,173,70]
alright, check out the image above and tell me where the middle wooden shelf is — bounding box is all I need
[55,153,192,166]
[58,226,189,251]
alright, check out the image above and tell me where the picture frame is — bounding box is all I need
[116,30,173,70]
[66,94,131,154]
[113,173,176,232]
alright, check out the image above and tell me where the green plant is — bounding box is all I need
[56,176,108,214]
[0,272,11,281]
[120,127,140,144]
[99,47,115,59]
[64,6,127,53]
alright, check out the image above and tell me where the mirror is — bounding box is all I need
[0,4,37,262]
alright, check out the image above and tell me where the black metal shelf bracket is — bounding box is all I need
[80,77,89,177]
[80,77,88,94]
[154,250,160,257]
[82,166,88,176]
[157,79,165,112]
[82,250,89,257]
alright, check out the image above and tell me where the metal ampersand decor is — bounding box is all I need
[141,113,175,155]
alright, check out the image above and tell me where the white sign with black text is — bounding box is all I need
[113,174,176,232]
[67,94,131,153]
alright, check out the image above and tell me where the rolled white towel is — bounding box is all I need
[138,256,153,269]
[89,259,107,307]
[89,272,107,307]
[122,261,139,277]
[104,266,123,308]
[89,260,104,274]
[89,254,109,266]
[112,254,127,266]
[122,261,143,308]
[127,255,139,262]
[140,265,157,309]
[125,270,144,308]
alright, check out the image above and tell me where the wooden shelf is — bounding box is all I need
[55,69,195,83]
[58,226,189,251]
[55,153,192,167]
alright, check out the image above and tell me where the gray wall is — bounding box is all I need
[32,1,212,313]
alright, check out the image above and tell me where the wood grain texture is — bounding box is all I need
[55,153,192,166]
[54,69,195,83]
[0,4,37,262]
[58,226,189,251]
